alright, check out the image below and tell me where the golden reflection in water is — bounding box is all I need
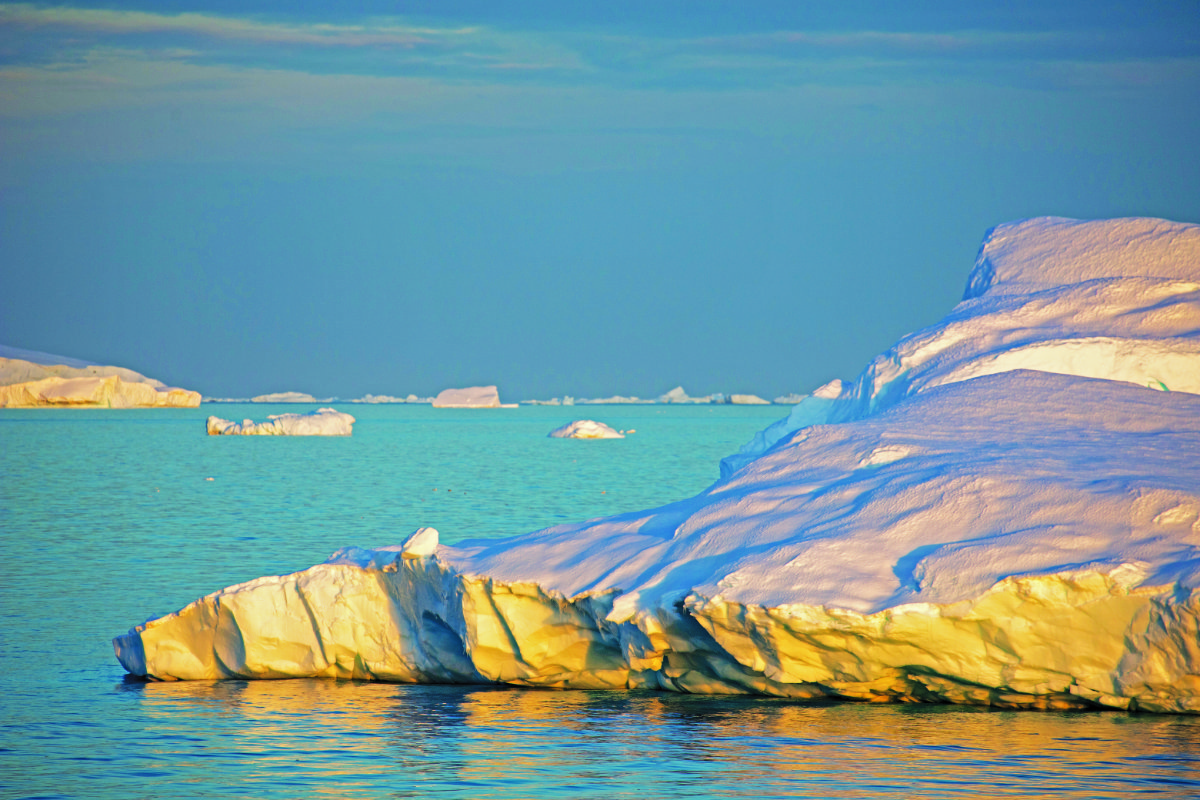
[128,680,1200,798]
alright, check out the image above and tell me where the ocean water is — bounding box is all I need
[3,403,1200,799]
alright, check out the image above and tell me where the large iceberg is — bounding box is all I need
[0,348,201,407]
[115,218,1200,713]
[206,408,355,436]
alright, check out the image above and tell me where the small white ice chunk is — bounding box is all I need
[548,420,625,439]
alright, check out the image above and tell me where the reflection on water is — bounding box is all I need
[98,680,1200,800]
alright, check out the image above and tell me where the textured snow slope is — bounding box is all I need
[206,408,355,436]
[721,217,1200,476]
[115,217,1200,712]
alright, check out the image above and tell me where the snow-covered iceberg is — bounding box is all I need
[206,408,355,436]
[548,420,625,439]
[0,348,200,408]
[115,217,1200,713]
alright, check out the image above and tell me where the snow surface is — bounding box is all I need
[548,420,625,439]
[115,217,1200,713]
[721,217,1200,477]
[206,408,355,436]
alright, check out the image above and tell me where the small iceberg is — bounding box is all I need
[432,385,515,408]
[548,420,625,439]
[729,394,770,405]
[206,407,355,436]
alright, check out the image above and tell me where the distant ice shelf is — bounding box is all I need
[116,216,1200,714]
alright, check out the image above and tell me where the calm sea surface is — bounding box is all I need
[2,403,1199,799]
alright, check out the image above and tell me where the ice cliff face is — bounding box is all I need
[115,217,1200,713]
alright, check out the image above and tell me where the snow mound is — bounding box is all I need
[433,386,505,408]
[115,217,1200,713]
[548,420,625,439]
[207,408,355,436]
[721,217,1200,476]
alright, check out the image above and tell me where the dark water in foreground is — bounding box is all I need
[2,404,1199,798]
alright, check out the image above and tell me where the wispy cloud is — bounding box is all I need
[5,3,1196,86]
[0,4,472,48]
[1,2,1196,168]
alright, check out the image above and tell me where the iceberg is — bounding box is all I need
[729,394,770,405]
[548,420,625,439]
[206,407,355,436]
[658,386,721,404]
[432,385,516,408]
[0,349,201,408]
[251,391,329,403]
[578,396,656,404]
[115,217,1200,713]
[352,394,432,404]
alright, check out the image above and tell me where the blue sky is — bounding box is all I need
[2,1,1198,399]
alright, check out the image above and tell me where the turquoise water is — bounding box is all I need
[3,403,1200,799]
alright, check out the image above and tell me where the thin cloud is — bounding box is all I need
[0,4,475,48]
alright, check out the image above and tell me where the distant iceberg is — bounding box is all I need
[548,420,625,439]
[207,407,355,436]
[657,386,722,404]
[352,394,432,404]
[432,385,516,408]
[577,396,656,405]
[0,348,201,408]
[251,391,334,403]
[729,394,770,405]
[115,217,1200,713]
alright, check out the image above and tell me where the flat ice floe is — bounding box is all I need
[548,420,625,439]
[116,217,1200,713]
[206,407,355,436]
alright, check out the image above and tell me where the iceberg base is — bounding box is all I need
[114,551,1200,714]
